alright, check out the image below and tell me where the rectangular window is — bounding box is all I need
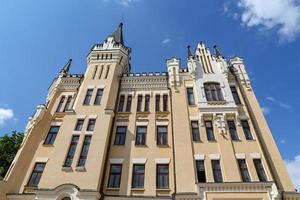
[144,94,150,112]
[137,95,143,112]
[64,135,80,167]
[157,126,168,145]
[238,159,251,182]
[56,95,65,112]
[27,163,46,187]
[196,160,206,183]
[205,121,215,141]
[92,65,98,79]
[105,65,110,79]
[86,119,96,132]
[253,159,268,182]
[77,135,91,167]
[108,164,122,188]
[163,94,168,111]
[155,94,160,111]
[135,126,147,145]
[44,126,60,145]
[227,120,239,140]
[132,164,145,188]
[63,96,72,111]
[83,89,93,105]
[117,95,125,112]
[156,164,169,189]
[125,95,132,112]
[98,65,104,79]
[241,120,253,140]
[94,89,103,105]
[191,121,200,141]
[211,160,223,183]
[74,119,84,131]
[187,87,195,105]
[114,126,127,145]
[230,86,241,104]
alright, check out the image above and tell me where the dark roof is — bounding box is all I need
[110,22,124,45]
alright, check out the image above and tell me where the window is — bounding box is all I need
[77,136,91,167]
[83,89,93,105]
[56,96,65,112]
[44,126,60,145]
[98,65,104,79]
[157,164,169,189]
[92,65,98,79]
[64,135,80,167]
[155,94,160,111]
[27,163,46,187]
[230,86,241,104]
[227,120,239,140]
[94,89,103,105]
[253,159,267,182]
[115,126,127,145]
[144,94,150,112]
[211,160,223,183]
[204,83,223,101]
[125,95,132,112]
[191,121,200,141]
[238,159,251,182]
[132,164,145,188]
[163,94,168,111]
[87,119,96,132]
[117,95,125,112]
[241,120,253,140]
[63,96,72,112]
[196,160,206,183]
[105,65,110,79]
[74,119,84,131]
[205,121,215,141]
[186,87,195,105]
[157,126,168,145]
[108,164,122,188]
[135,126,147,145]
[137,95,143,112]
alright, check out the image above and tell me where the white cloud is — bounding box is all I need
[280,139,286,144]
[0,108,14,126]
[161,38,171,45]
[285,155,300,190]
[266,96,292,110]
[103,0,139,7]
[227,0,300,41]
[261,106,271,115]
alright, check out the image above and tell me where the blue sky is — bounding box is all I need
[0,0,300,188]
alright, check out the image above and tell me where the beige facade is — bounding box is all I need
[0,23,299,200]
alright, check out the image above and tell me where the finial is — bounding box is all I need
[213,45,223,58]
[60,59,72,75]
[187,45,193,59]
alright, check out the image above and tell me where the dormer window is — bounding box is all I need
[204,83,223,101]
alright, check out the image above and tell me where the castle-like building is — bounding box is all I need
[1,23,299,200]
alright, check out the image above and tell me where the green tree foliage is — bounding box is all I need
[0,131,24,179]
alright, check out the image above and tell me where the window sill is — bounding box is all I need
[156,188,171,191]
[73,131,81,134]
[207,140,217,143]
[188,104,197,107]
[131,188,145,191]
[135,144,147,147]
[117,111,131,114]
[156,111,170,114]
[157,144,169,147]
[106,187,120,190]
[75,166,86,172]
[62,166,72,172]
[207,100,226,105]
[42,144,54,147]
[85,131,94,134]
[136,111,151,114]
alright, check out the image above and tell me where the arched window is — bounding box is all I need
[62,197,71,200]
[204,82,223,101]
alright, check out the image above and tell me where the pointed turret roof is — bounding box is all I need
[187,45,193,59]
[213,45,223,58]
[110,22,124,45]
[60,59,72,75]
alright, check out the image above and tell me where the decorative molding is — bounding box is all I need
[189,116,199,121]
[235,153,246,159]
[89,115,98,119]
[116,121,128,126]
[132,158,147,164]
[136,121,149,126]
[35,157,49,163]
[77,115,87,119]
[208,154,220,160]
[250,153,261,159]
[194,154,205,160]
[51,121,62,126]
[155,158,170,164]
[156,121,169,126]
[110,159,124,164]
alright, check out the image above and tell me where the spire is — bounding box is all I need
[60,59,72,75]
[213,45,223,58]
[110,22,124,45]
[187,45,193,59]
